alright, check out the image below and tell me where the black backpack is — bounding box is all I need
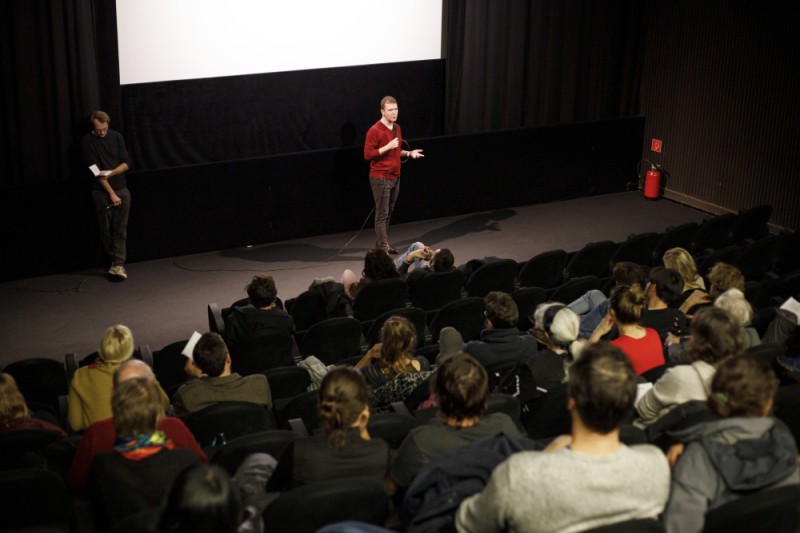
[493,350,566,405]
[308,280,353,319]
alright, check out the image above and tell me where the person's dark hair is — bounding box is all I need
[112,378,163,437]
[193,333,228,377]
[157,463,242,533]
[685,306,744,365]
[90,110,110,123]
[431,249,455,272]
[379,316,418,378]
[363,248,400,280]
[707,262,745,299]
[318,367,369,450]
[708,354,778,418]
[568,342,637,433]
[246,274,277,308]
[612,262,647,287]
[648,267,684,304]
[485,291,518,329]
[609,284,646,324]
[433,353,489,421]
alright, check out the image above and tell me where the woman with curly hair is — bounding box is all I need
[341,248,401,301]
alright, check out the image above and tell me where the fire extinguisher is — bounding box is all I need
[638,160,662,200]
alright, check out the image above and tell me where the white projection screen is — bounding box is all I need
[116,0,443,85]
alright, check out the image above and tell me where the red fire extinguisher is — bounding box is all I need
[638,160,662,200]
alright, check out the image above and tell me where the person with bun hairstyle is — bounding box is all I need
[636,306,744,426]
[269,366,390,489]
[663,354,800,533]
[590,284,664,376]
[532,302,586,366]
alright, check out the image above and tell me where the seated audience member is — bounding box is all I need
[68,359,206,492]
[341,248,401,301]
[389,353,522,493]
[356,316,432,412]
[463,292,539,367]
[90,378,201,528]
[531,302,585,369]
[68,324,169,432]
[571,262,647,339]
[456,343,670,533]
[0,372,66,436]
[270,367,390,489]
[223,274,295,353]
[636,306,743,426]
[641,267,688,342]
[590,284,664,375]
[173,332,272,418]
[159,463,263,533]
[663,247,706,309]
[714,288,759,348]
[680,262,745,316]
[663,354,800,533]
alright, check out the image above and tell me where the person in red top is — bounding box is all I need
[363,96,424,254]
[590,284,665,375]
[68,359,206,491]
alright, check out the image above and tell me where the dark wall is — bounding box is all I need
[640,0,800,230]
[1,117,643,281]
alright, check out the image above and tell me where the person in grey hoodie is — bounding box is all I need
[663,353,800,533]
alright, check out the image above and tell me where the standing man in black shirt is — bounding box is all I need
[81,111,132,280]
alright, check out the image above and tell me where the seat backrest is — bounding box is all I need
[517,249,568,289]
[365,307,427,349]
[652,222,700,264]
[410,269,465,310]
[230,330,296,375]
[691,213,737,255]
[184,401,276,447]
[3,358,67,415]
[737,234,781,280]
[703,484,800,533]
[550,276,602,304]
[277,390,320,433]
[153,339,191,398]
[262,476,390,533]
[465,258,518,297]
[429,297,486,343]
[486,393,522,428]
[263,366,311,401]
[610,232,662,268]
[352,278,410,321]
[300,317,363,365]
[565,241,617,279]
[211,429,297,476]
[696,245,743,277]
[288,288,329,331]
[367,412,418,450]
[0,429,67,470]
[731,204,772,245]
[0,468,71,532]
[645,400,713,451]
[510,287,548,331]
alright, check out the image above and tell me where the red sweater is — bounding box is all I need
[364,120,403,179]
[68,416,206,491]
[610,327,665,375]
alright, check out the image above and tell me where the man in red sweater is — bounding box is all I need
[363,96,424,254]
[68,359,206,491]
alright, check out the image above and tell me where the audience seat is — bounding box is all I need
[691,214,737,255]
[264,366,312,404]
[211,429,298,477]
[3,357,68,422]
[352,278,409,322]
[367,412,419,450]
[262,476,390,533]
[111,508,159,533]
[464,258,518,297]
[550,275,602,305]
[230,330,296,375]
[0,429,67,470]
[702,483,800,533]
[520,382,571,440]
[730,204,772,245]
[652,222,699,265]
[737,234,781,281]
[184,401,277,448]
[510,287,547,331]
[153,339,191,400]
[516,249,568,289]
[299,317,363,365]
[287,288,329,331]
[777,231,800,274]
[644,400,713,452]
[696,245,742,277]
[276,390,320,435]
[410,269,465,312]
[564,241,617,280]
[609,232,662,269]
[428,297,486,343]
[0,468,72,532]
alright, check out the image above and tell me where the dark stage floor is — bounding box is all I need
[0,192,707,367]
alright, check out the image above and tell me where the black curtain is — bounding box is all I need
[445,0,647,134]
[1,0,102,187]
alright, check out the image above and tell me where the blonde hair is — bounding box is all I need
[379,316,418,379]
[0,373,29,423]
[99,325,135,364]
[663,248,703,291]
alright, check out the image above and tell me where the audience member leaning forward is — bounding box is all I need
[456,342,670,533]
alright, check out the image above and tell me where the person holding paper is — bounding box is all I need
[81,110,132,280]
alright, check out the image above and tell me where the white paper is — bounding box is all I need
[181,331,202,360]
[634,382,653,407]
[780,297,800,325]
[89,164,112,177]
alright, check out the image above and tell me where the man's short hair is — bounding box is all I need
[612,262,646,287]
[648,267,684,304]
[432,248,455,272]
[568,342,637,434]
[380,96,397,109]
[90,110,110,124]
[484,291,518,329]
[193,333,228,377]
[246,274,277,308]
[433,352,489,420]
[112,378,163,436]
